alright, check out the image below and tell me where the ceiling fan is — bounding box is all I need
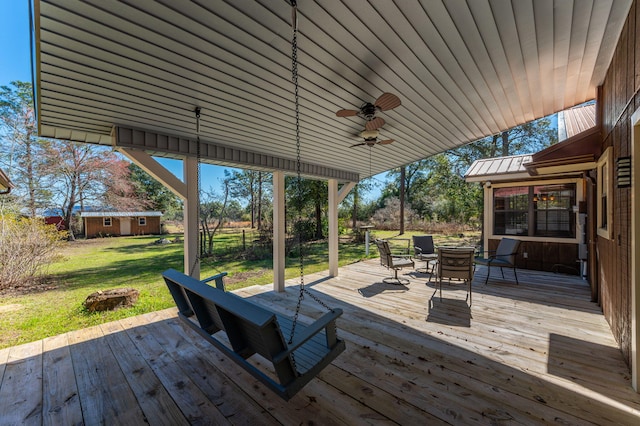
[350,129,394,148]
[336,92,401,131]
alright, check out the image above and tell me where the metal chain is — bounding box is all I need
[288,0,304,347]
[189,107,202,277]
[287,2,333,370]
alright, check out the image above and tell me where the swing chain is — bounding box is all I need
[287,1,333,360]
[189,107,202,277]
[288,0,304,347]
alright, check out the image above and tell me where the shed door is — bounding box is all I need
[120,218,132,235]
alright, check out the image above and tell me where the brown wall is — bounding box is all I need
[84,216,162,238]
[487,239,580,275]
[598,0,639,365]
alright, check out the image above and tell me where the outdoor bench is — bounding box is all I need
[162,268,345,400]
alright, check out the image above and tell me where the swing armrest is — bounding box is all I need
[274,309,343,362]
[201,272,228,290]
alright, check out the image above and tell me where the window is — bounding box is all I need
[532,184,576,238]
[597,147,613,239]
[493,183,576,238]
[494,186,529,236]
[103,217,112,227]
[138,217,147,226]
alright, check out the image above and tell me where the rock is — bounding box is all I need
[84,288,139,313]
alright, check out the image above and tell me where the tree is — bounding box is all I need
[0,81,50,216]
[129,163,181,217]
[199,182,230,256]
[349,180,372,229]
[449,116,557,170]
[287,177,327,240]
[381,158,433,218]
[40,141,145,237]
[227,169,272,228]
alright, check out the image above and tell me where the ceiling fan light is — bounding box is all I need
[360,129,379,139]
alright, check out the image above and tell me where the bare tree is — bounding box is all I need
[200,181,230,257]
[0,81,50,216]
[227,169,272,228]
[41,141,145,238]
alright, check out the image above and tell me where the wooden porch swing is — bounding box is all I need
[163,0,345,401]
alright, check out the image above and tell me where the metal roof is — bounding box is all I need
[32,0,632,181]
[80,211,163,218]
[0,168,13,193]
[557,103,597,141]
[464,154,533,182]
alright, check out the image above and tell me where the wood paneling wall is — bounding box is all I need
[487,239,580,275]
[599,0,639,366]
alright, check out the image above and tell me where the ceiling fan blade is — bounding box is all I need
[336,109,359,117]
[365,117,385,130]
[377,139,394,145]
[349,142,367,148]
[375,93,401,111]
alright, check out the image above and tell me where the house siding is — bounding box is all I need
[599,0,639,366]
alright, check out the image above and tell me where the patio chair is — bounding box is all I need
[436,247,475,305]
[474,238,521,285]
[374,239,414,285]
[413,235,438,275]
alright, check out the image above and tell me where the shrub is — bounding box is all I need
[0,213,65,290]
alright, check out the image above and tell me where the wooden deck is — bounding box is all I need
[2,261,640,425]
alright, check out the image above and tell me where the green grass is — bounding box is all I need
[0,229,478,349]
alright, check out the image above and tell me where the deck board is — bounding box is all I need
[2,261,640,425]
[42,333,82,426]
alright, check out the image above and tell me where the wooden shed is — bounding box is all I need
[80,211,163,238]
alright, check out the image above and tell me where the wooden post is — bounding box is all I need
[242,229,246,251]
[184,156,200,278]
[273,171,285,292]
[631,107,640,392]
[328,179,339,277]
[400,166,405,234]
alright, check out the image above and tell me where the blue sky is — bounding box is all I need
[1,1,385,200]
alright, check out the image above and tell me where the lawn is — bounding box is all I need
[0,229,479,349]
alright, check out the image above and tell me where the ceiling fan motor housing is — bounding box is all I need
[360,103,378,120]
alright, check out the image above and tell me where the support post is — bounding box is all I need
[273,171,285,292]
[631,107,640,391]
[483,182,492,256]
[328,179,339,277]
[365,228,371,255]
[184,156,199,278]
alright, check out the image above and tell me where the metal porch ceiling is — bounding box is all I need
[32,0,632,181]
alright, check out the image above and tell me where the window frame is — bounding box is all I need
[103,217,112,227]
[138,217,147,226]
[596,147,613,240]
[487,178,582,244]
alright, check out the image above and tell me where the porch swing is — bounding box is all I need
[162,0,345,401]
